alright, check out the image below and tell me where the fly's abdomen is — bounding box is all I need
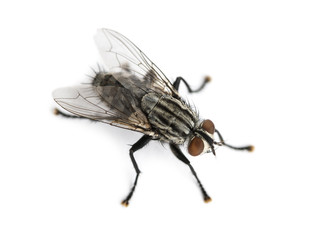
[141,93,197,144]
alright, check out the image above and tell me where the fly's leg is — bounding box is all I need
[215,129,254,152]
[172,76,211,92]
[121,135,152,207]
[169,144,211,203]
[53,108,87,119]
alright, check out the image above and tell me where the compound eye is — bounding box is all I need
[188,137,204,156]
[202,119,215,134]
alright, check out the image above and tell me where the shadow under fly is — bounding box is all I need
[53,29,254,206]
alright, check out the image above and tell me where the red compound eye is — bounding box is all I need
[188,137,204,156]
[202,119,215,134]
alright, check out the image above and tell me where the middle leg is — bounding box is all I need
[121,135,152,206]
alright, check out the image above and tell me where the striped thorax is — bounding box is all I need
[141,93,198,144]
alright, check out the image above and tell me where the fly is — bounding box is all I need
[53,29,254,206]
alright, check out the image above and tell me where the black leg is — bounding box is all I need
[53,108,87,119]
[169,144,211,203]
[121,135,152,207]
[172,76,211,92]
[215,129,254,152]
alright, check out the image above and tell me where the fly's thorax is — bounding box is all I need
[141,93,198,144]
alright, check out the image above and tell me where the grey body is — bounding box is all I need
[91,73,199,145]
[141,93,198,144]
[53,28,202,146]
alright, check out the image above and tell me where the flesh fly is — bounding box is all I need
[53,29,254,206]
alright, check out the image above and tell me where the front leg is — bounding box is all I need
[172,76,211,92]
[170,144,211,203]
[215,129,254,152]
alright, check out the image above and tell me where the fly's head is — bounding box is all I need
[188,119,218,157]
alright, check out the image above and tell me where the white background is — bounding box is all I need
[1,0,321,239]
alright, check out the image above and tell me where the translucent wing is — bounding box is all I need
[53,83,156,136]
[94,28,178,96]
